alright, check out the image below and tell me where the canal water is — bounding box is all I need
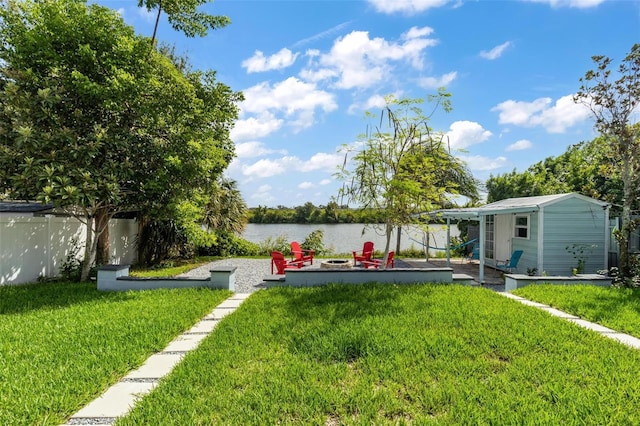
[242,223,460,255]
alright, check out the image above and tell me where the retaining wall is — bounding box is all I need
[504,273,612,291]
[269,267,454,288]
[97,265,236,292]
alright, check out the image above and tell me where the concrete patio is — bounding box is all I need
[403,257,505,288]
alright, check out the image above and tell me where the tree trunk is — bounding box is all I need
[95,207,110,265]
[150,1,162,47]
[382,222,393,270]
[396,226,402,254]
[137,214,150,266]
[619,155,633,280]
[81,214,95,281]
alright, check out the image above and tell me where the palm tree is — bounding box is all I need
[203,178,248,234]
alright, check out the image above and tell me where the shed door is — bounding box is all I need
[495,214,513,262]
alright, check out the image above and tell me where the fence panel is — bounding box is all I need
[0,215,137,285]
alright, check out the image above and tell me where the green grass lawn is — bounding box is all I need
[130,256,220,277]
[118,284,640,425]
[514,284,640,339]
[0,282,231,425]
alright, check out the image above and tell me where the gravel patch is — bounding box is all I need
[177,258,271,293]
[178,257,416,294]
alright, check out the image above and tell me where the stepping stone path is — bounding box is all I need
[61,293,251,426]
[61,290,640,425]
[500,292,640,349]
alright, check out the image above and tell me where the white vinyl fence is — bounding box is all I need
[0,214,138,285]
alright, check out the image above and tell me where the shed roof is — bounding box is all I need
[0,201,54,213]
[429,193,609,220]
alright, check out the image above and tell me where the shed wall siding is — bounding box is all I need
[542,198,606,275]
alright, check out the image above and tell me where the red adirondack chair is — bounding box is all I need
[363,251,395,269]
[290,241,314,265]
[271,251,304,275]
[353,241,374,266]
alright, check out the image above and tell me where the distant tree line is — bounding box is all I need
[249,201,387,224]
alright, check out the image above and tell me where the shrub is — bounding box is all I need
[600,254,640,288]
[198,233,260,257]
[59,237,83,281]
[257,235,290,256]
[301,230,328,255]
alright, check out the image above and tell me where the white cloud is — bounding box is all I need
[445,121,492,150]
[250,185,275,204]
[241,152,343,179]
[459,155,508,171]
[234,141,287,158]
[299,152,344,172]
[492,94,591,133]
[298,182,315,189]
[402,26,435,40]
[137,7,155,22]
[299,67,339,83]
[240,77,337,132]
[418,71,458,89]
[242,158,292,179]
[506,139,533,151]
[242,78,337,115]
[230,113,284,142]
[479,41,512,60]
[367,0,451,14]
[292,21,354,48]
[304,29,438,89]
[347,93,396,114]
[242,48,298,73]
[523,0,605,8]
[320,179,332,185]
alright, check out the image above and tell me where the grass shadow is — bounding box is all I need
[0,281,134,315]
[276,283,441,364]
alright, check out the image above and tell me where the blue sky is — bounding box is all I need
[100,0,640,207]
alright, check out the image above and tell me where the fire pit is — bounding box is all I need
[320,259,353,269]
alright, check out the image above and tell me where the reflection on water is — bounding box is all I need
[243,223,460,255]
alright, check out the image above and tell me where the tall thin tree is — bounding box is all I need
[574,43,640,283]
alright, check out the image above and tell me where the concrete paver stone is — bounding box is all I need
[607,333,640,349]
[125,354,185,380]
[567,318,617,333]
[163,333,208,352]
[500,293,525,300]
[71,381,156,418]
[541,307,580,319]
[215,298,245,309]
[205,308,235,320]
[187,319,220,334]
[517,299,549,308]
[230,293,252,301]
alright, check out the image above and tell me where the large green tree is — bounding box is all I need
[0,0,240,279]
[575,44,640,282]
[486,135,622,204]
[337,92,479,266]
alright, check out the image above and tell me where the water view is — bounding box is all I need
[243,223,460,255]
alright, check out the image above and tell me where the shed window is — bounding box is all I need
[514,215,529,239]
